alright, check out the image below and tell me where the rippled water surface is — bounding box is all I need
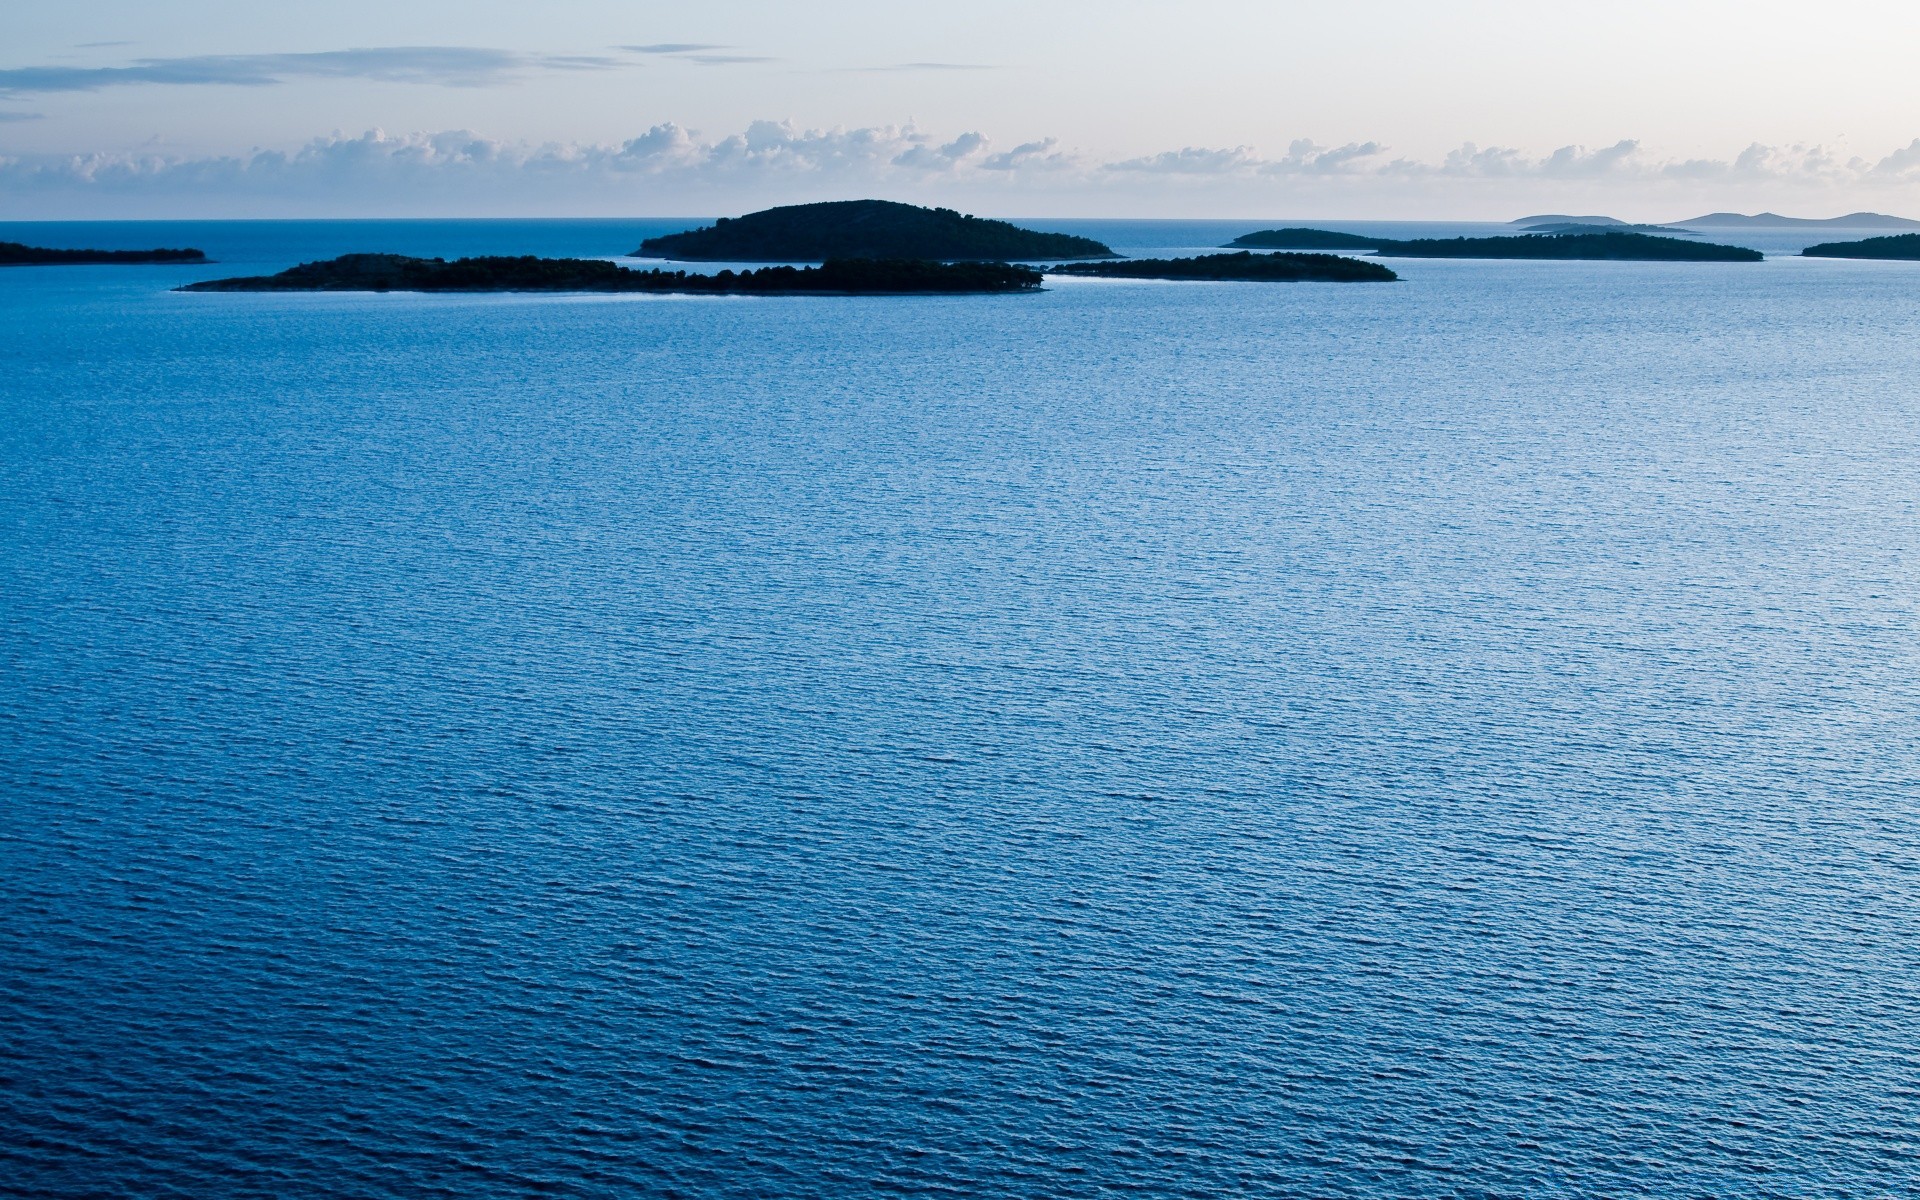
[4,220,1920,1198]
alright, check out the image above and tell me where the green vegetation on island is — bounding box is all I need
[636,200,1115,262]
[1800,234,1920,260]
[1,241,207,265]
[179,254,1044,295]
[1374,231,1761,261]
[1225,228,1383,250]
[1047,251,1397,282]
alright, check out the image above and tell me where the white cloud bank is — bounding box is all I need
[6,123,1920,219]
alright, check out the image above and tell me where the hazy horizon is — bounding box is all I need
[8,1,1920,220]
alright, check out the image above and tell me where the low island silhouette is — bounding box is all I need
[635,200,1116,262]
[1048,251,1396,282]
[1223,230,1759,262]
[1225,229,1382,250]
[1676,211,1920,230]
[1378,232,1760,261]
[2,242,207,265]
[180,254,1044,295]
[1800,234,1920,260]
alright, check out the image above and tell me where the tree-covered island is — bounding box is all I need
[1224,229,1384,250]
[177,254,1044,295]
[1378,232,1760,260]
[1047,251,1397,282]
[1216,230,1760,262]
[1800,234,1920,260]
[635,200,1116,261]
[1,242,208,265]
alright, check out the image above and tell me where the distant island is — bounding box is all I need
[1225,229,1382,250]
[1,241,207,265]
[1380,232,1758,260]
[1048,251,1397,282]
[635,200,1115,262]
[1520,222,1690,235]
[1511,214,1631,227]
[179,254,1044,295]
[1800,234,1920,260]
[1674,211,1920,230]
[1283,230,1760,262]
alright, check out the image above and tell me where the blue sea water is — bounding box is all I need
[3,218,1920,1198]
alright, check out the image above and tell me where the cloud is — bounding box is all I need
[6,122,1920,219]
[833,62,998,73]
[618,44,772,65]
[1106,139,1385,176]
[0,110,43,122]
[0,47,623,95]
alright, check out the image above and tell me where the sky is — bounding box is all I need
[6,0,1920,219]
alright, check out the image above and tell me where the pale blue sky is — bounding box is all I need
[6,0,1920,218]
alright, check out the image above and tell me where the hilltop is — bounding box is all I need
[636,200,1116,262]
[180,254,1044,295]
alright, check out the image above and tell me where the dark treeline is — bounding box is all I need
[1048,251,1397,282]
[1801,234,1920,260]
[179,254,1045,294]
[637,200,1115,261]
[1,242,208,265]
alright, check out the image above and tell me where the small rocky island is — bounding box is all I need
[1048,251,1397,282]
[1225,229,1382,250]
[636,200,1115,261]
[180,254,1044,295]
[1801,234,1920,260]
[1,241,207,265]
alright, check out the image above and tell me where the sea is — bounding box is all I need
[3,218,1918,1198]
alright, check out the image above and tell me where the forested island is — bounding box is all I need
[1238,230,1761,262]
[1,241,207,265]
[1800,234,1920,260]
[1225,229,1382,250]
[1048,251,1397,282]
[179,254,1044,294]
[1377,232,1760,260]
[636,200,1115,261]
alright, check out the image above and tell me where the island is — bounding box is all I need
[1225,228,1382,250]
[1519,222,1689,235]
[1047,251,1397,282]
[1374,231,1760,260]
[1236,228,1758,261]
[1,241,207,265]
[634,200,1115,261]
[1800,234,1920,260]
[178,254,1044,295]
[1676,211,1920,230]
